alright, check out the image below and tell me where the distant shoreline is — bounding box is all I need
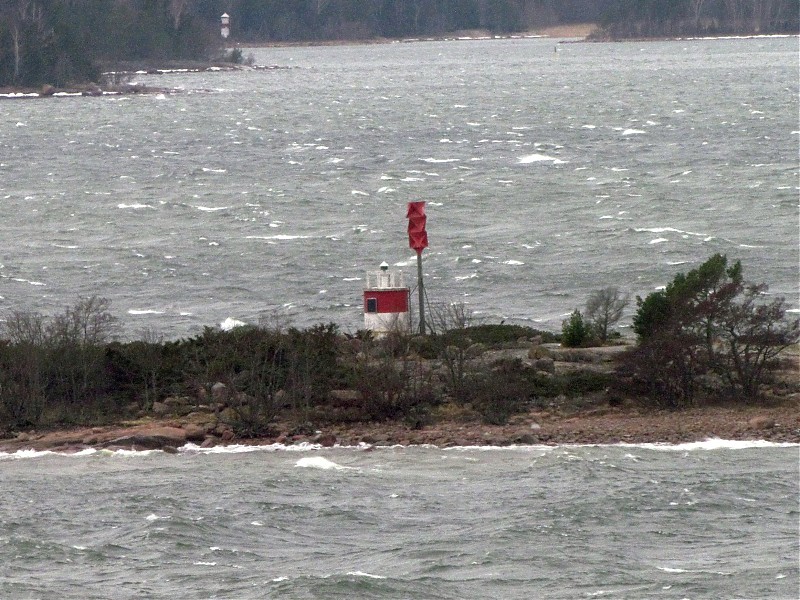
[1,29,794,99]
[229,26,797,49]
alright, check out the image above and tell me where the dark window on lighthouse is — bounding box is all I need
[366,298,378,313]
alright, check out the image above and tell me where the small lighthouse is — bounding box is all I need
[221,13,230,39]
[363,262,410,335]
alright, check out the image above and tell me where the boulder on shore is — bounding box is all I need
[747,416,776,430]
[316,433,337,447]
[106,426,187,450]
[182,424,207,442]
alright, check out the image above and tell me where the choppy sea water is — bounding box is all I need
[0,37,798,337]
[0,441,797,599]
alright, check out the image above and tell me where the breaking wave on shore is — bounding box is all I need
[2,438,796,461]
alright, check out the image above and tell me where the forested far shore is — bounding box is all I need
[1,0,797,87]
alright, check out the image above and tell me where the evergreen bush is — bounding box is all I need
[561,310,589,348]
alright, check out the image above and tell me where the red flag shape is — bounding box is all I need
[407,201,428,252]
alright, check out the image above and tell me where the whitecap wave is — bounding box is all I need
[220,317,246,331]
[117,203,154,209]
[518,153,567,165]
[0,448,97,460]
[295,456,354,470]
[347,571,387,579]
[657,565,732,576]
[146,513,170,521]
[179,442,372,454]
[246,235,311,240]
[194,205,230,212]
[623,439,798,451]
[634,226,708,238]
[11,278,46,286]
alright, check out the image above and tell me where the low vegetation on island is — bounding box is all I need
[0,255,797,449]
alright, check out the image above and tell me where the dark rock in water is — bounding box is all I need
[513,433,537,445]
[316,433,337,447]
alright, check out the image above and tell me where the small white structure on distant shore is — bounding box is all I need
[363,262,410,335]
[221,13,230,39]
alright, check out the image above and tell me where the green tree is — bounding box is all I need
[562,309,589,348]
[626,255,798,406]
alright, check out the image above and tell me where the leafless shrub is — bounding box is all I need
[585,287,629,342]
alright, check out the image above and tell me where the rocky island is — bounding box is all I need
[1,339,797,454]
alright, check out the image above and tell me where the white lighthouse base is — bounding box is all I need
[364,312,410,336]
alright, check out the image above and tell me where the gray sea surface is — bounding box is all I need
[1,35,799,598]
[1,37,798,337]
[0,442,798,599]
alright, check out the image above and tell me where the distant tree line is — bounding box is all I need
[0,0,217,87]
[593,0,799,39]
[212,0,613,42]
[207,0,800,41]
[1,0,798,87]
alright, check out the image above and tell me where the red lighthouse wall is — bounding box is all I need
[363,289,409,314]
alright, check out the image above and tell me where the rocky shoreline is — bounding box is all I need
[1,398,797,455]
[2,339,797,454]
[0,63,290,101]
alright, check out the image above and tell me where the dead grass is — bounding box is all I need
[531,23,598,39]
